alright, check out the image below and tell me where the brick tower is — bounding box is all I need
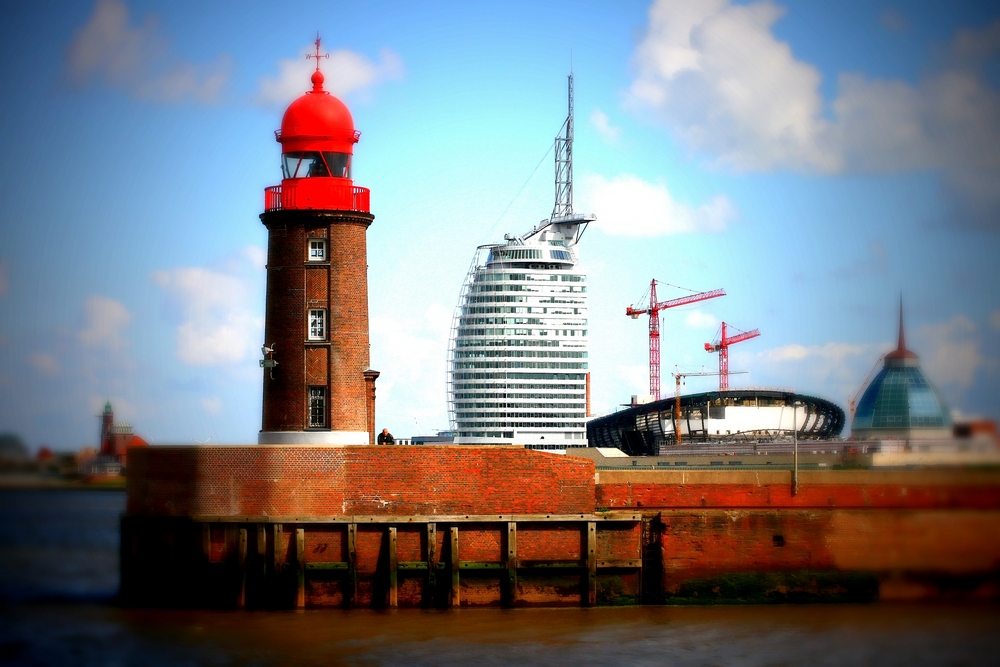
[258,38,378,445]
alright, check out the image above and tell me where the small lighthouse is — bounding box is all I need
[258,37,379,445]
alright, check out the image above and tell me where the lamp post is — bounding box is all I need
[792,401,800,496]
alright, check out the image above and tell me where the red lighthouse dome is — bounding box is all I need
[264,40,370,213]
[278,70,359,155]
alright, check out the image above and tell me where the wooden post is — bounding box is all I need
[450,526,460,607]
[257,524,267,579]
[506,521,517,606]
[202,523,211,561]
[238,528,247,608]
[296,528,305,608]
[273,524,283,573]
[587,522,597,606]
[426,523,437,603]
[347,523,357,607]
[388,526,398,607]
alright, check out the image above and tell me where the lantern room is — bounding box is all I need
[264,43,370,213]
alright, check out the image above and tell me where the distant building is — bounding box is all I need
[85,401,146,475]
[851,303,951,440]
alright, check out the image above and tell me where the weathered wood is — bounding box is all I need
[201,523,211,560]
[185,513,643,525]
[459,562,505,570]
[273,524,283,573]
[257,524,266,579]
[347,523,357,606]
[597,559,643,569]
[587,521,597,606]
[398,561,428,570]
[238,528,247,608]
[295,528,305,608]
[450,526,460,607]
[306,562,348,570]
[426,523,437,600]
[507,521,517,606]
[388,526,398,608]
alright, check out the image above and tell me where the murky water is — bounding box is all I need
[1,488,998,666]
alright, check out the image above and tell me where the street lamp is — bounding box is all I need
[792,400,801,496]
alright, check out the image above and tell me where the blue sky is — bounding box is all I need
[0,0,998,450]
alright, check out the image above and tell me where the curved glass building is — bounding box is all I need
[447,75,594,449]
[851,303,951,439]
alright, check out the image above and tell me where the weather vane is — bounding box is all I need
[306,33,329,71]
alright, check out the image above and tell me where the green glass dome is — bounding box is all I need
[851,302,951,439]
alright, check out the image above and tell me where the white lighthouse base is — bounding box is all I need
[257,430,370,445]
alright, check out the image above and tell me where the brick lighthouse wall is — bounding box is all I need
[261,209,374,434]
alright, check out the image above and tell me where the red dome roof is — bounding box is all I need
[278,71,359,154]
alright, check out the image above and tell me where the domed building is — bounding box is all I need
[851,302,951,440]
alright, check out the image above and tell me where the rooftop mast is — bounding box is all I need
[552,73,574,219]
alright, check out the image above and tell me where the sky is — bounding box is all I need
[0,0,998,450]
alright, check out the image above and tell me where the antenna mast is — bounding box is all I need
[552,73,574,219]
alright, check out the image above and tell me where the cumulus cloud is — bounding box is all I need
[201,396,222,415]
[685,311,718,329]
[913,315,983,390]
[590,109,621,143]
[629,1,1000,227]
[152,266,262,366]
[66,0,231,104]
[29,353,60,377]
[582,174,735,236]
[78,295,131,350]
[256,46,403,106]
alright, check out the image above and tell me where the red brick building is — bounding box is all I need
[257,40,378,445]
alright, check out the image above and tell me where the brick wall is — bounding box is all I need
[126,445,596,517]
[260,209,374,434]
[595,469,1000,509]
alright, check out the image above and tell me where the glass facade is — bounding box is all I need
[448,232,589,446]
[853,366,950,431]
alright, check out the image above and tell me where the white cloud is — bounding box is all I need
[29,353,60,377]
[617,364,652,395]
[913,315,982,390]
[685,311,718,329]
[78,295,131,350]
[240,245,267,271]
[152,266,262,366]
[582,174,735,236]
[66,0,231,104]
[590,109,621,143]
[201,396,222,415]
[629,1,1000,226]
[759,342,872,365]
[256,46,403,106]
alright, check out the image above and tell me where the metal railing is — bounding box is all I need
[263,184,370,213]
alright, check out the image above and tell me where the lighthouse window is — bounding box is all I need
[308,239,326,261]
[282,152,351,179]
[323,152,352,179]
[308,387,326,428]
[308,309,327,340]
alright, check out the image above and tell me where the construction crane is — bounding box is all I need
[669,367,744,446]
[627,280,725,400]
[704,322,761,391]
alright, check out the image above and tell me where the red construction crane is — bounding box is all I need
[627,280,725,400]
[704,322,760,390]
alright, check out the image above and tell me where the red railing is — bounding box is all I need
[263,183,370,213]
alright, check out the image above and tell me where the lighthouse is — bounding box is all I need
[258,38,379,445]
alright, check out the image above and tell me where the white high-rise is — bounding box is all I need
[447,75,594,449]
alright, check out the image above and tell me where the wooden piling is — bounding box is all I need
[450,526,460,607]
[587,521,597,606]
[295,528,305,608]
[388,526,398,607]
[506,521,517,605]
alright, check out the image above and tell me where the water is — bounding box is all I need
[1,488,998,666]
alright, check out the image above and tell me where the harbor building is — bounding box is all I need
[447,75,594,449]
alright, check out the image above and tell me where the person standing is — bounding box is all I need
[377,428,395,445]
